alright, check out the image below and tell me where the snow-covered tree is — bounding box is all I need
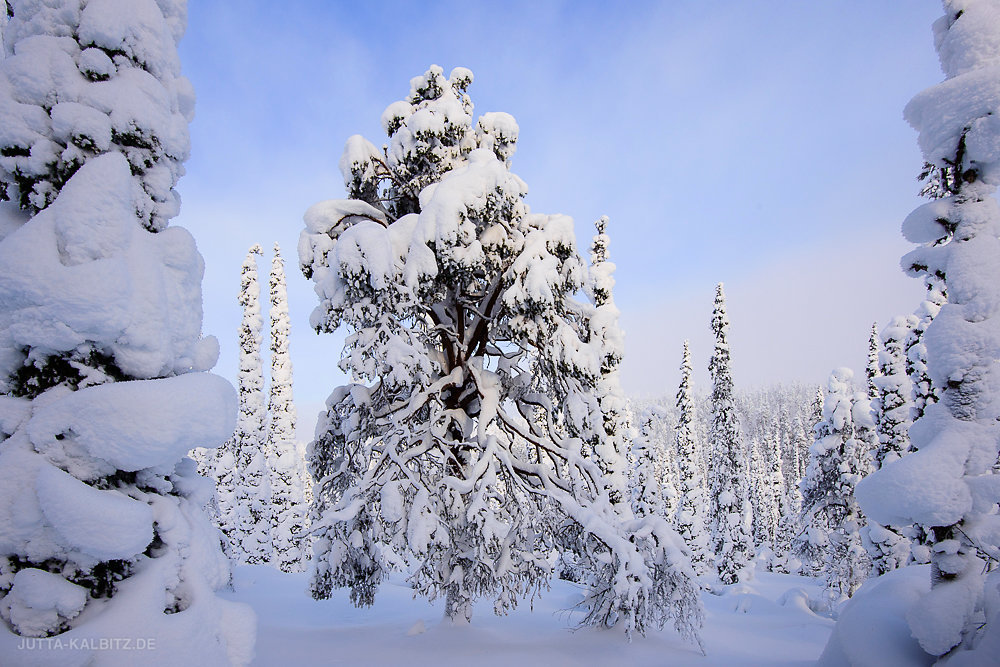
[854,2,1000,658]
[0,2,253,663]
[267,242,308,573]
[748,439,772,548]
[866,322,880,402]
[905,276,945,423]
[762,437,785,559]
[784,414,803,493]
[797,370,871,597]
[824,391,874,601]
[862,318,917,577]
[707,283,753,585]
[674,342,712,576]
[300,66,702,642]
[631,408,676,521]
[0,0,191,232]
[232,244,271,564]
[872,316,916,467]
[585,215,632,511]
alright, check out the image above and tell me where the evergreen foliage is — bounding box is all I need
[300,66,702,642]
[232,244,272,564]
[673,342,712,577]
[267,243,309,573]
[855,2,1000,657]
[0,2,252,660]
[796,369,871,598]
[707,283,753,585]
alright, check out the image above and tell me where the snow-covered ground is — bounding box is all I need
[225,565,835,666]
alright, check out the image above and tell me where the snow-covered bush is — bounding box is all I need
[301,65,702,643]
[0,1,254,664]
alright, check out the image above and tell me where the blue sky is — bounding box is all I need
[175,1,946,434]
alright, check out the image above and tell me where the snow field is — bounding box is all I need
[228,565,834,667]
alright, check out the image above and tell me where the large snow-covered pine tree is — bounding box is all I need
[300,66,702,642]
[853,1,1000,659]
[0,2,254,663]
[707,283,753,585]
[267,242,308,573]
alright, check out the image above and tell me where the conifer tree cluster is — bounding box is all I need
[212,243,311,572]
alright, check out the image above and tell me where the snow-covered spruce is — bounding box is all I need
[0,2,254,664]
[707,283,753,585]
[873,316,916,468]
[0,0,192,232]
[231,244,272,565]
[847,1,1000,660]
[673,342,712,577]
[751,439,785,555]
[300,65,702,643]
[583,215,633,513]
[866,322,880,402]
[267,243,309,573]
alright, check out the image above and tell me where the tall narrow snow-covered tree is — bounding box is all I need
[267,242,308,573]
[300,66,702,642]
[824,390,874,602]
[584,215,632,511]
[707,283,753,585]
[853,2,1000,659]
[674,341,712,576]
[0,2,253,663]
[748,439,773,548]
[761,437,785,559]
[866,322,881,402]
[232,244,271,565]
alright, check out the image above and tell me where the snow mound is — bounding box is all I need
[36,465,153,561]
[27,372,237,474]
[818,565,933,667]
[0,568,88,638]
